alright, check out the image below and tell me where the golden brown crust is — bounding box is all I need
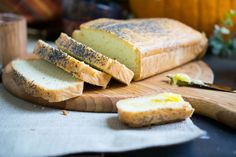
[81,18,207,57]
[138,40,207,80]
[106,60,134,85]
[117,103,194,127]
[80,18,208,80]
[57,33,134,85]
[34,40,111,87]
[11,61,84,102]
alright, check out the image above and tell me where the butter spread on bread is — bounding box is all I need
[33,40,111,88]
[12,59,84,102]
[116,93,194,127]
[73,18,207,80]
[56,33,134,85]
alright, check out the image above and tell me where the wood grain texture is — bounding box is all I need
[2,58,236,129]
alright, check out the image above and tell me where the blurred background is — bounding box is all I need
[0,0,236,58]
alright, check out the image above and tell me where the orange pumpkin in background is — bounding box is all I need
[129,0,236,36]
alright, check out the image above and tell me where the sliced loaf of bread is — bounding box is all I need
[116,93,194,127]
[33,40,111,88]
[73,18,207,80]
[12,59,84,102]
[56,33,134,85]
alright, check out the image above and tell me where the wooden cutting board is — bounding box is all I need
[2,57,236,129]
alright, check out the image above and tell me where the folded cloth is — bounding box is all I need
[0,85,204,156]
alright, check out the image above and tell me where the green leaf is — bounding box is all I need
[223,9,236,26]
[223,18,233,27]
[220,27,230,34]
[209,9,236,57]
[210,39,224,55]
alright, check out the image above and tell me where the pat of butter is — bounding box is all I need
[169,73,191,85]
[168,73,205,86]
[152,93,184,103]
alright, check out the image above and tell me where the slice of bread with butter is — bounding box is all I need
[116,93,194,127]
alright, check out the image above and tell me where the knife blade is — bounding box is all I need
[167,74,236,93]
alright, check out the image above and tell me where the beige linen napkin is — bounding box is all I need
[0,85,204,156]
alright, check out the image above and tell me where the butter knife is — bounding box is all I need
[167,74,235,93]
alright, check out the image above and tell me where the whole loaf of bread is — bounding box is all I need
[73,18,208,80]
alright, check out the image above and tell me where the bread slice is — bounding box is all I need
[73,18,208,80]
[11,59,84,102]
[116,93,194,127]
[56,33,134,85]
[33,40,111,88]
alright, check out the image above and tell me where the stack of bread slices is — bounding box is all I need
[12,33,134,102]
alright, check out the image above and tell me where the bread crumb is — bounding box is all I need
[62,110,68,116]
